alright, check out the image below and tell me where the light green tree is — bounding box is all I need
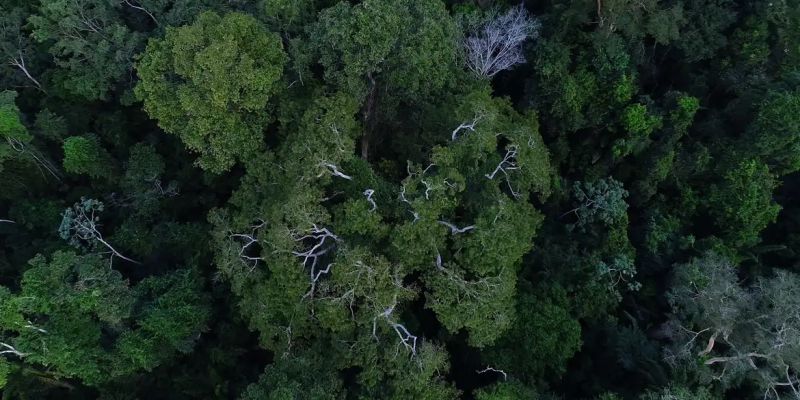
[0,251,210,387]
[135,11,287,172]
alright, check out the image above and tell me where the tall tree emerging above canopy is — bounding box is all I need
[211,88,552,395]
[135,11,287,173]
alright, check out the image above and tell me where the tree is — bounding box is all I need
[665,253,800,398]
[463,5,541,79]
[0,5,44,90]
[0,91,60,196]
[210,88,552,397]
[474,379,539,400]
[485,285,582,382]
[135,11,287,172]
[565,177,629,229]
[62,135,115,178]
[0,251,210,386]
[708,159,780,248]
[639,386,717,400]
[746,90,800,176]
[59,197,139,264]
[308,0,459,99]
[29,0,144,100]
[304,0,463,159]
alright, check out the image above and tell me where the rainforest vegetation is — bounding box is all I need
[1,0,799,398]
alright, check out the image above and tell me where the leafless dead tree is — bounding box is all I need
[464,5,541,78]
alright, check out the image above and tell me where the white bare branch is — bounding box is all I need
[363,189,377,212]
[464,5,541,78]
[451,112,484,140]
[485,146,519,180]
[319,162,352,180]
[372,297,418,356]
[437,220,475,234]
[477,366,508,381]
[0,342,26,358]
[293,225,340,299]
[0,219,14,224]
[9,51,43,91]
[71,206,139,264]
[486,145,521,198]
[6,137,61,181]
[230,219,267,270]
[23,321,47,334]
[435,248,444,271]
[122,0,158,25]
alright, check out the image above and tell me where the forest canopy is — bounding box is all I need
[1,0,800,399]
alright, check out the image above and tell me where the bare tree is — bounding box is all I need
[59,198,139,264]
[121,0,158,26]
[5,136,61,181]
[1,7,44,91]
[463,5,541,78]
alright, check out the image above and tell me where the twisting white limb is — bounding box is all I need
[9,50,43,91]
[464,5,541,78]
[437,220,475,234]
[372,297,418,356]
[421,180,433,200]
[435,248,445,271]
[293,225,340,299]
[230,219,267,270]
[485,145,521,198]
[485,146,520,180]
[73,206,139,264]
[283,326,294,359]
[303,263,333,299]
[399,186,420,222]
[441,267,504,302]
[399,185,412,206]
[0,219,14,224]
[6,137,61,180]
[23,321,47,334]
[122,0,158,25]
[451,112,484,140]
[0,342,26,357]
[477,366,508,381]
[363,189,377,212]
[318,162,352,180]
[148,175,179,197]
[391,323,418,356]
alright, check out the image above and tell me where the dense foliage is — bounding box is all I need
[1,0,799,398]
